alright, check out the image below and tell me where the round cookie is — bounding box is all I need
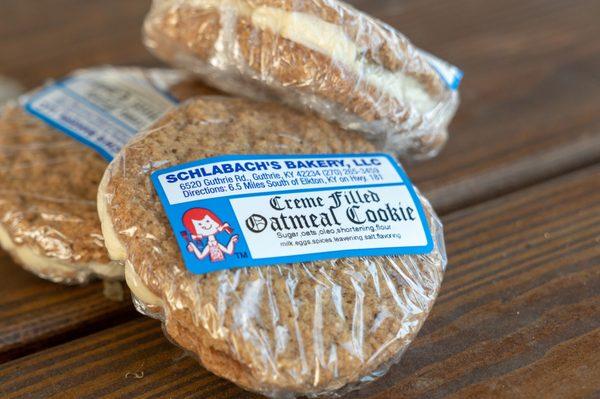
[0,67,219,284]
[98,97,447,396]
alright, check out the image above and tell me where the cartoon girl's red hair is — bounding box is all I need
[182,208,233,236]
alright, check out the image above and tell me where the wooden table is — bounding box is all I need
[0,0,598,397]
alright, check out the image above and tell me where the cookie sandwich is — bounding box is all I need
[0,67,218,284]
[98,97,447,397]
[143,0,462,159]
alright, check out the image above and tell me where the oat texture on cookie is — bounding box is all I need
[98,97,447,397]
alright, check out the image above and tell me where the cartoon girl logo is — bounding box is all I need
[181,208,238,262]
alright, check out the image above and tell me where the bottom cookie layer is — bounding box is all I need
[0,222,122,284]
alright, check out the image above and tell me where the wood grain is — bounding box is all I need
[0,258,135,361]
[0,0,155,88]
[394,0,600,213]
[352,165,600,399]
[1,166,596,398]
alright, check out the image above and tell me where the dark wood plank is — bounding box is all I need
[0,0,156,89]
[1,165,596,398]
[384,0,600,213]
[0,258,135,362]
[0,318,249,399]
[351,165,600,398]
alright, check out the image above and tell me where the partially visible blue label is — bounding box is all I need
[152,153,434,275]
[418,50,463,90]
[23,68,179,161]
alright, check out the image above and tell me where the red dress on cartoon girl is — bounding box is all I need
[181,208,238,262]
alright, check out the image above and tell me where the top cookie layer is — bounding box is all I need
[100,97,446,396]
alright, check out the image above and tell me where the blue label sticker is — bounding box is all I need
[23,68,179,161]
[152,153,434,275]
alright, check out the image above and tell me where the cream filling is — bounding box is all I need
[88,259,123,279]
[125,259,163,306]
[0,222,122,282]
[251,8,435,113]
[187,1,436,113]
[97,168,127,261]
[97,169,163,306]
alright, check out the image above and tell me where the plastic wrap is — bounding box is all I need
[98,97,447,397]
[143,0,462,160]
[0,66,217,284]
[0,75,23,106]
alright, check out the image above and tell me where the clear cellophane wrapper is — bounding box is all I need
[131,202,446,398]
[100,97,448,397]
[0,66,214,284]
[143,0,461,159]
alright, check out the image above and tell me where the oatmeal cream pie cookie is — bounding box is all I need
[98,97,447,397]
[0,67,218,284]
[143,0,461,159]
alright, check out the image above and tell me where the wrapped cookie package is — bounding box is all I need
[98,97,447,397]
[0,66,218,284]
[143,0,462,159]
